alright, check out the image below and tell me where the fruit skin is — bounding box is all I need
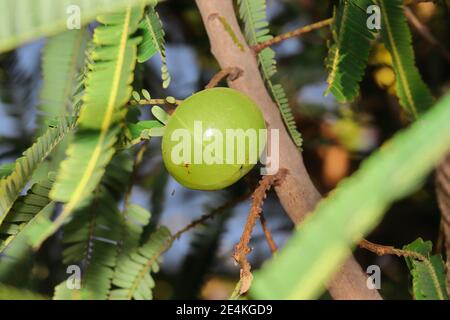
[162,87,266,190]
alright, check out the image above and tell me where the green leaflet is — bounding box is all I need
[404,238,448,300]
[137,4,171,88]
[0,176,54,286]
[326,0,376,102]
[0,0,158,53]
[51,152,132,300]
[79,7,143,129]
[237,0,302,149]
[109,226,172,300]
[39,28,90,130]
[0,175,54,254]
[375,0,434,118]
[268,82,303,149]
[109,204,151,299]
[0,117,74,225]
[53,188,123,300]
[0,163,14,179]
[251,92,450,299]
[30,6,145,249]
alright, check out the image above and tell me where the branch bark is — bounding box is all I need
[195,0,381,300]
[436,154,450,295]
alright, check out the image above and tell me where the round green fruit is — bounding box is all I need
[162,87,266,190]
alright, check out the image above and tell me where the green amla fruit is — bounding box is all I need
[162,87,266,190]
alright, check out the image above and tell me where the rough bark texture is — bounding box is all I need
[195,0,381,300]
[436,154,450,295]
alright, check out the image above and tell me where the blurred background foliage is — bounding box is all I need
[0,0,449,299]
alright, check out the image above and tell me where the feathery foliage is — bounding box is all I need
[30,6,145,248]
[53,188,123,300]
[0,175,54,286]
[374,0,434,118]
[109,226,171,300]
[39,28,90,129]
[0,175,54,254]
[326,0,376,102]
[252,92,450,299]
[53,152,132,299]
[0,0,158,53]
[404,238,448,300]
[237,0,302,149]
[138,4,171,88]
[0,117,74,225]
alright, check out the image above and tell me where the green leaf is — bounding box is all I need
[29,6,145,249]
[0,176,54,286]
[0,163,14,179]
[127,120,164,143]
[109,226,172,300]
[53,187,122,300]
[52,152,132,300]
[0,0,158,53]
[109,204,151,299]
[151,106,169,124]
[0,283,47,300]
[38,28,90,130]
[374,0,434,118]
[251,92,450,299]
[403,238,448,300]
[326,0,376,102]
[237,0,302,149]
[138,4,171,88]
[0,117,75,226]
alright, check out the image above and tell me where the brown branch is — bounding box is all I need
[233,169,288,295]
[436,153,450,295]
[359,239,421,259]
[259,212,278,254]
[404,7,450,62]
[196,0,381,300]
[252,18,332,53]
[206,66,244,89]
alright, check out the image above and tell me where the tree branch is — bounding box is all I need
[195,0,381,300]
[252,18,332,53]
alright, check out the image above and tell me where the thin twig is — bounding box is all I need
[233,169,288,294]
[172,192,251,239]
[252,18,332,53]
[404,6,450,62]
[229,280,243,300]
[359,239,446,300]
[205,67,244,89]
[360,239,426,261]
[124,141,149,209]
[259,212,278,254]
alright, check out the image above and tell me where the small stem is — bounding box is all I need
[229,280,243,300]
[124,141,149,210]
[359,239,424,260]
[206,67,244,89]
[172,192,251,239]
[129,98,182,106]
[252,18,333,53]
[233,169,288,294]
[259,212,277,254]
